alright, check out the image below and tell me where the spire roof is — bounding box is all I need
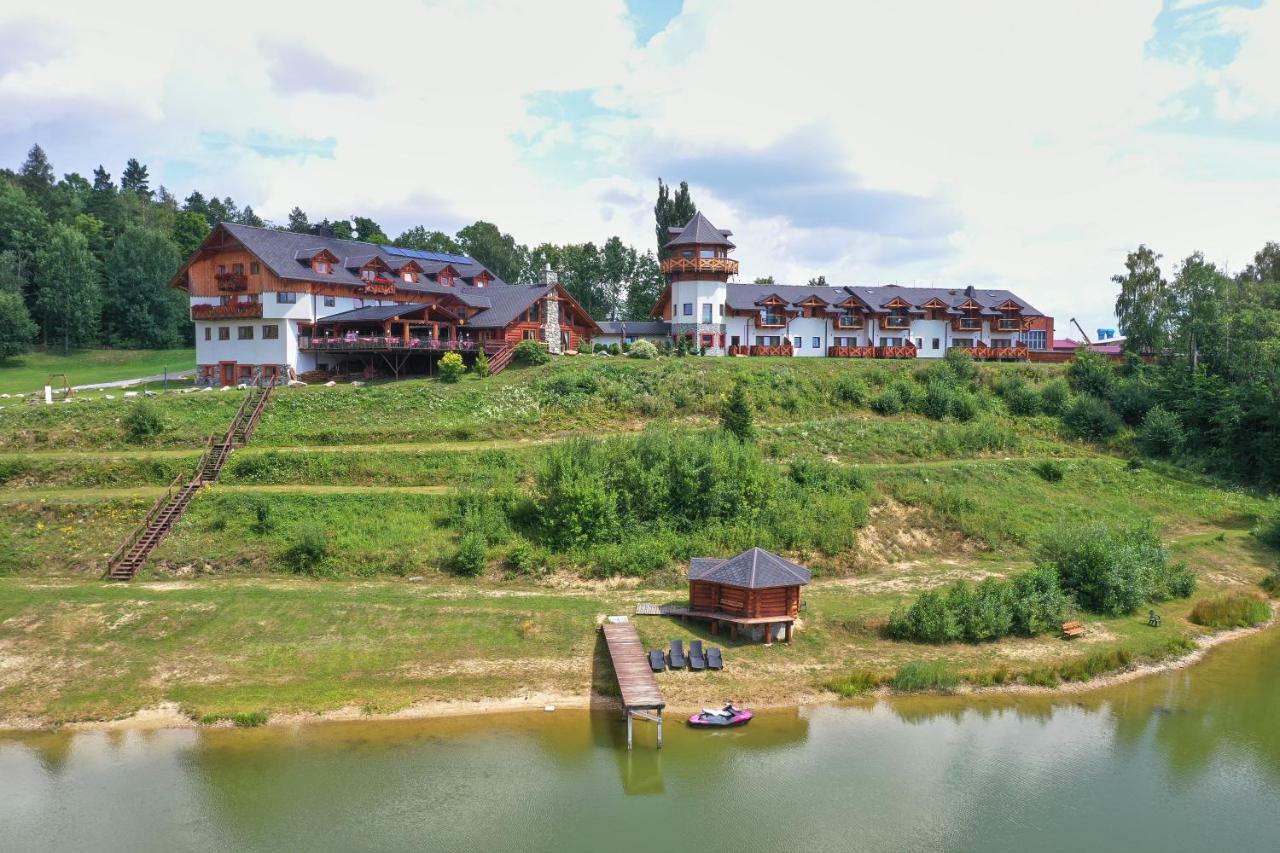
[664,211,735,249]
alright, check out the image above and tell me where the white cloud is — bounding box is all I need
[2,0,1279,333]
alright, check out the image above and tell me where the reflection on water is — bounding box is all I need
[3,628,1279,853]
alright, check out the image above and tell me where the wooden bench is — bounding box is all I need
[1062,620,1086,639]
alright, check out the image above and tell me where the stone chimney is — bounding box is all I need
[542,263,559,286]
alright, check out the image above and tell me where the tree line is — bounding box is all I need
[0,142,698,357]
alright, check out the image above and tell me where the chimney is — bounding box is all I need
[964,285,976,298]
[542,263,558,286]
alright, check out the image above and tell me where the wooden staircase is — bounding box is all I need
[485,341,516,376]
[105,377,277,581]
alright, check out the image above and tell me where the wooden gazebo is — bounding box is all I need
[676,547,810,644]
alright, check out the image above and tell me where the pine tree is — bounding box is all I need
[720,381,754,441]
[287,206,310,233]
[654,178,697,258]
[240,205,265,227]
[86,167,122,235]
[91,165,113,193]
[120,158,152,198]
[18,144,55,210]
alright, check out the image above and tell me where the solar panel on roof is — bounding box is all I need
[383,245,475,265]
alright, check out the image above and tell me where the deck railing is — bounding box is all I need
[192,301,262,320]
[299,335,480,352]
[950,344,1029,360]
[875,344,918,359]
[658,256,739,276]
[828,345,876,358]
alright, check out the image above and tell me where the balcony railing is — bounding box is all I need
[955,318,982,331]
[828,345,876,358]
[659,256,740,276]
[880,316,911,329]
[728,344,793,357]
[193,301,262,320]
[835,317,864,329]
[300,335,478,352]
[996,318,1022,331]
[875,344,918,359]
[951,344,1029,361]
[214,271,248,292]
[359,278,398,295]
[756,314,787,328]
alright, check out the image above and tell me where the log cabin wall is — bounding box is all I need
[688,581,799,618]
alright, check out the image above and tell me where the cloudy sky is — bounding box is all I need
[3,0,1279,332]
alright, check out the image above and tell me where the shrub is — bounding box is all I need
[123,399,165,443]
[452,531,488,576]
[1039,378,1071,415]
[871,386,905,415]
[950,391,980,422]
[1036,522,1191,616]
[824,670,881,697]
[1032,459,1065,483]
[473,350,491,378]
[1256,511,1280,551]
[504,539,542,575]
[920,381,955,420]
[1262,563,1280,595]
[1189,592,1270,628]
[281,524,330,573]
[1009,564,1072,635]
[942,347,977,381]
[512,339,550,366]
[892,660,959,692]
[608,343,621,356]
[438,352,465,383]
[627,339,657,359]
[720,381,754,441]
[1066,350,1116,398]
[251,501,274,534]
[1062,395,1122,440]
[887,567,1068,644]
[1110,377,1155,426]
[1138,405,1184,457]
[833,374,868,406]
[1004,383,1042,416]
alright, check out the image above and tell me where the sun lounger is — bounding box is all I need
[707,647,723,670]
[649,649,665,672]
[689,640,707,671]
[669,639,687,669]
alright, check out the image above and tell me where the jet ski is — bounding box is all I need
[687,703,753,728]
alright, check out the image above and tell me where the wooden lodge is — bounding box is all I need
[674,547,811,644]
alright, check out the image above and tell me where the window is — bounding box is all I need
[217,264,226,274]
[683,303,693,316]
[232,263,244,275]
[276,292,297,304]
[204,327,211,341]
[992,338,1012,348]
[474,279,486,288]
[793,337,802,349]
[879,337,904,347]
[238,326,254,340]
[701,303,712,323]
[250,262,260,275]
[756,335,781,346]
[314,261,329,274]
[361,269,374,281]
[402,272,415,283]
[262,324,279,340]
[528,303,540,322]
[834,337,853,347]
[931,338,941,350]
[681,250,694,258]
[837,312,860,328]
[916,338,924,349]
[885,312,910,327]
[218,326,230,341]
[952,338,974,348]
[700,333,714,348]
[523,330,537,340]
[1025,330,1047,351]
[323,295,336,307]
[699,248,715,258]
[760,311,784,326]
[812,336,821,349]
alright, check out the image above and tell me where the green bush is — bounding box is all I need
[892,660,959,692]
[1004,383,1042,416]
[473,350,491,378]
[438,352,465,383]
[504,539,542,575]
[1138,406,1185,457]
[920,381,955,420]
[1036,522,1193,615]
[1256,511,1280,551]
[452,531,488,576]
[720,381,754,440]
[871,386,905,415]
[123,399,165,443]
[1189,592,1270,628]
[1109,377,1155,426]
[824,670,882,697]
[1062,395,1122,440]
[942,347,977,381]
[1039,378,1072,415]
[950,391,980,422]
[1009,564,1073,635]
[1032,459,1065,482]
[833,374,868,406]
[281,524,330,573]
[1067,350,1116,398]
[1262,563,1280,595]
[512,339,550,366]
[886,567,1069,643]
[627,340,657,359]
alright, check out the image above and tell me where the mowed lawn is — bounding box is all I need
[0,348,195,395]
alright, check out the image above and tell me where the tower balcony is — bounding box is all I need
[660,257,739,277]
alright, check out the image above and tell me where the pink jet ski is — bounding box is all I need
[687,703,753,728]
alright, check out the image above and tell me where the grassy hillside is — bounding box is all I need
[0,354,1276,725]
[0,347,194,395]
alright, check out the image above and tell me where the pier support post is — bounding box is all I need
[626,710,633,750]
[657,709,663,749]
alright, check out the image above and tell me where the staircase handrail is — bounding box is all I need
[105,470,186,576]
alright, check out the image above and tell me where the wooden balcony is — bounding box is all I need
[214,271,248,292]
[828,345,876,358]
[879,316,911,330]
[659,256,739,276]
[728,344,793,357]
[193,301,262,320]
[359,279,397,295]
[875,344,918,359]
[835,318,864,330]
[951,344,1029,361]
[755,315,787,328]
[301,335,478,352]
[954,318,983,331]
[995,318,1023,331]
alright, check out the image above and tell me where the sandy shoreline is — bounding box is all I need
[2,614,1273,734]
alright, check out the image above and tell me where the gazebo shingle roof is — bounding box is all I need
[688,548,811,588]
[664,211,735,250]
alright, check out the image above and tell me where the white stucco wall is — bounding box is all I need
[786,317,830,357]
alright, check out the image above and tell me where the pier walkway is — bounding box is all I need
[601,621,665,749]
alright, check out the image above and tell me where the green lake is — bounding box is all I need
[4,627,1279,852]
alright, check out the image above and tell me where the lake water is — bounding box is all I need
[3,628,1279,853]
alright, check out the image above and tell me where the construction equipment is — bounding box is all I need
[1069,318,1092,346]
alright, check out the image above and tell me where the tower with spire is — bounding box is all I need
[654,212,738,353]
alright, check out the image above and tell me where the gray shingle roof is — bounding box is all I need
[313,304,431,324]
[688,548,811,588]
[462,284,553,328]
[597,321,670,336]
[664,212,735,249]
[722,282,1043,317]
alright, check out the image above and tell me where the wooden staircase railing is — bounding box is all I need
[105,379,277,581]
[484,341,516,376]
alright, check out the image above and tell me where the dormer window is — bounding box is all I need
[402,271,415,283]
[474,279,485,288]
[362,269,375,281]
[440,275,454,286]
[314,260,330,274]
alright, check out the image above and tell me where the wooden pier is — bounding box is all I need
[601,621,665,749]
